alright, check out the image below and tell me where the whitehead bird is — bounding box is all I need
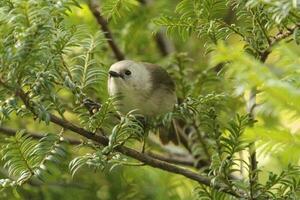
[107,60,178,144]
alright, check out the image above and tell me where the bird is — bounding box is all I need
[107,60,178,144]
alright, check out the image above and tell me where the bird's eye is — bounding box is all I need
[124,70,131,76]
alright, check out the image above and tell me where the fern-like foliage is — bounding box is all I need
[69,111,144,176]
[155,0,300,57]
[0,0,82,125]
[102,0,140,22]
[1,130,38,185]
[154,0,229,46]
[107,111,144,150]
[69,151,107,177]
[153,16,196,41]
[258,165,300,199]
[0,130,67,186]
[75,96,117,132]
[32,132,67,176]
[70,32,106,92]
[199,114,252,196]
[194,185,231,200]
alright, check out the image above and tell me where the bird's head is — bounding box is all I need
[108,60,152,93]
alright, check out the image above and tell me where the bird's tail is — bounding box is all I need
[157,119,190,150]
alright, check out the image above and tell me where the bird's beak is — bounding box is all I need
[109,70,121,78]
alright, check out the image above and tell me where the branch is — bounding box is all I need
[247,88,258,200]
[243,21,300,199]
[15,88,245,198]
[87,0,125,61]
[0,124,203,169]
[243,22,300,200]
[247,25,300,193]
[147,151,194,167]
[260,23,300,62]
[154,31,174,56]
[139,0,174,56]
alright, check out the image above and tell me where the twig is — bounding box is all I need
[260,23,300,62]
[223,4,235,24]
[148,151,210,169]
[139,0,174,56]
[246,24,300,198]
[247,88,258,200]
[245,21,300,200]
[87,0,125,61]
[147,151,194,167]
[154,31,174,56]
[15,88,245,198]
[192,119,211,161]
[0,125,207,169]
[243,20,300,200]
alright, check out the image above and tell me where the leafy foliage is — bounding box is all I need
[1,0,300,199]
[1,130,38,185]
[101,0,140,22]
[0,130,66,186]
[70,32,106,91]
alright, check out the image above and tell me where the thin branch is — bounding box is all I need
[246,24,300,198]
[148,151,210,169]
[87,0,125,61]
[223,4,235,24]
[247,88,258,200]
[147,151,194,167]
[139,0,174,56]
[0,124,208,169]
[192,119,211,161]
[154,31,174,56]
[243,20,300,199]
[244,21,300,200]
[15,88,245,198]
[260,23,300,62]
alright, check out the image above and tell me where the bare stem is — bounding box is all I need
[87,0,125,61]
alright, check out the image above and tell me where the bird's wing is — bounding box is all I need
[142,62,175,93]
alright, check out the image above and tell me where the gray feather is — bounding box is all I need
[142,62,175,93]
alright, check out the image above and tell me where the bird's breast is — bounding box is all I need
[108,78,176,116]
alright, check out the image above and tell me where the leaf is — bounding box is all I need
[102,0,139,22]
[1,130,37,185]
[70,32,106,91]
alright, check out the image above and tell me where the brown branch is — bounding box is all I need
[139,0,174,56]
[215,23,300,72]
[0,124,203,169]
[244,22,300,200]
[260,23,300,62]
[147,151,210,169]
[247,88,258,200]
[247,25,300,196]
[244,21,300,199]
[88,0,125,61]
[154,31,174,56]
[14,88,245,198]
[223,4,235,25]
[147,151,194,167]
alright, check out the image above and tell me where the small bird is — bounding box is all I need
[107,60,178,144]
